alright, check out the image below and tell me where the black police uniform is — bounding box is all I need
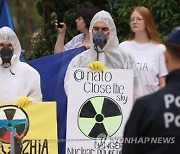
[122,69,180,154]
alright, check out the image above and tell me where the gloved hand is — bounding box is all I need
[16,96,30,108]
[88,61,108,71]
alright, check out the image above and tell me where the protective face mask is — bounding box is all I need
[0,46,14,68]
[93,29,107,49]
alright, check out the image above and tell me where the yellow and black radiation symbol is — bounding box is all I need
[0,105,29,143]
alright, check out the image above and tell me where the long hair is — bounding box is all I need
[76,6,101,29]
[129,6,163,44]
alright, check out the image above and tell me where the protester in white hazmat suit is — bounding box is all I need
[65,10,144,101]
[0,26,42,107]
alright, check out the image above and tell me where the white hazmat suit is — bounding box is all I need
[65,10,143,101]
[0,27,42,103]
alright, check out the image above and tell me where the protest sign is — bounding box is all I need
[0,102,58,154]
[66,68,133,154]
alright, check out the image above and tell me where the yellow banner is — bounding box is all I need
[0,102,58,154]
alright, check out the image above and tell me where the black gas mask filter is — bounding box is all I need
[0,46,15,75]
[0,46,14,68]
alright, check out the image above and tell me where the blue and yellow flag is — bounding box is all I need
[0,0,14,30]
[0,0,25,61]
[28,46,86,154]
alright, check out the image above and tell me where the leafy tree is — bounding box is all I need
[112,0,180,42]
[25,0,180,60]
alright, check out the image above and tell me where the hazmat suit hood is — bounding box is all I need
[65,10,144,101]
[0,27,42,103]
[89,10,119,53]
[0,26,21,66]
[69,10,135,68]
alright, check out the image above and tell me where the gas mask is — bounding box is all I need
[0,46,14,68]
[93,29,108,61]
[93,29,107,49]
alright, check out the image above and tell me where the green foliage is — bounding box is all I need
[27,0,180,60]
[25,22,57,60]
[111,0,180,42]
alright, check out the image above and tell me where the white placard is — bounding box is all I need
[66,68,133,153]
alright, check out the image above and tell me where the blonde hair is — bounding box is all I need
[129,6,163,44]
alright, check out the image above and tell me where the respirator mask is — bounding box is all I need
[0,46,14,68]
[93,29,107,49]
[93,29,108,60]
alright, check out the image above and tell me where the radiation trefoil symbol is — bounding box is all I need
[0,105,29,143]
[78,96,123,139]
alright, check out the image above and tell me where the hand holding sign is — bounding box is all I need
[16,96,30,108]
[88,61,108,71]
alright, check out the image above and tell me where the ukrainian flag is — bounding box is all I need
[0,0,14,29]
[0,0,25,61]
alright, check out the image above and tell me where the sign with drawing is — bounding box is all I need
[0,102,58,154]
[66,68,133,153]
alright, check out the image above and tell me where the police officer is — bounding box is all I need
[122,27,180,154]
